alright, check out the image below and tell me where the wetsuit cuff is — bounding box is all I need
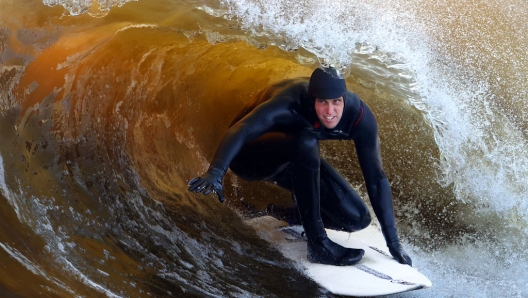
[208,166,226,176]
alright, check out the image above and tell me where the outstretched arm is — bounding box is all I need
[354,106,412,266]
[188,97,292,202]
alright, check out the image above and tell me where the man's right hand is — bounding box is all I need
[188,167,226,203]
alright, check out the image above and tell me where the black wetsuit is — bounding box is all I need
[209,78,400,248]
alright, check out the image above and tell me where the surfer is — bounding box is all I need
[188,67,412,267]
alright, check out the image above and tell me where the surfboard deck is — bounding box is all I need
[246,216,432,297]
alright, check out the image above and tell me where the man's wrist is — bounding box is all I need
[208,166,226,176]
[382,226,399,244]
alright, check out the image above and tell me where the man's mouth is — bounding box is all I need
[325,116,336,120]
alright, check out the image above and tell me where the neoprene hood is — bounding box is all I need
[308,67,347,99]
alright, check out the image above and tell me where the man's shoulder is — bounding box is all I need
[266,77,310,98]
[344,90,361,101]
[343,91,362,114]
[229,78,309,125]
[256,78,311,108]
[271,77,310,87]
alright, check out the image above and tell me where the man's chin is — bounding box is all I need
[322,123,338,129]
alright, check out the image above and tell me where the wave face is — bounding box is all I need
[1,0,527,297]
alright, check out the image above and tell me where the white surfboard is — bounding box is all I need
[246,216,432,297]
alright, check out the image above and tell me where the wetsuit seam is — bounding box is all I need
[353,106,364,126]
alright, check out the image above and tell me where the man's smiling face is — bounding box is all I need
[314,97,344,129]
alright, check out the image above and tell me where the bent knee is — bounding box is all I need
[296,132,318,153]
[325,211,371,233]
[344,210,372,233]
[341,194,372,232]
[359,212,372,230]
[294,132,320,168]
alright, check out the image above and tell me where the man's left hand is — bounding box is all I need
[387,241,412,266]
